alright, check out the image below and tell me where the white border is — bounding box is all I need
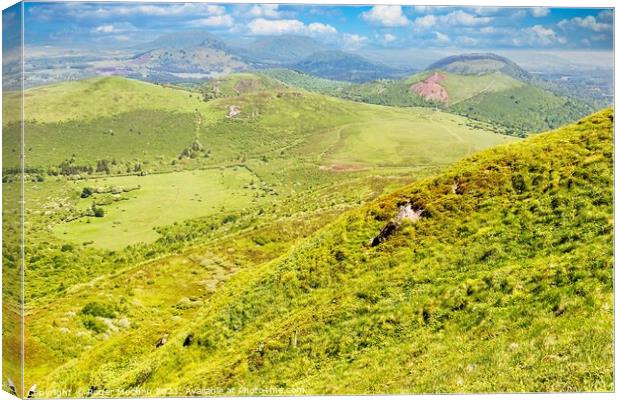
[0,1,617,400]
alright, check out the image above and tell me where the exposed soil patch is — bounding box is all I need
[319,164,368,172]
[227,105,241,118]
[233,79,262,94]
[410,72,449,103]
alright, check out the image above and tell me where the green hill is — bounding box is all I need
[197,72,286,100]
[427,53,533,82]
[9,75,513,172]
[15,75,521,393]
[334,70,593,136]
[32,109,613,394]
[260,69,352,96]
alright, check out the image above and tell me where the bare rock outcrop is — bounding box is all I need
[369,203,425,247]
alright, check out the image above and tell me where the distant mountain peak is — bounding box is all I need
[427,52,532,82]
[137,30,229,52]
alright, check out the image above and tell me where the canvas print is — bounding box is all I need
[1,1,614,397]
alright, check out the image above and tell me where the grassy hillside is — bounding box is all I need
[32,109,612,395]
[260,69,352,96]
[14,76,211,124]
[16,75,522,394]
[197,73,286,100]
[426,53,533,82]
[268,69,593,137]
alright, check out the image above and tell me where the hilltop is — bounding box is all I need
[37,108,613,393]
[427,53,533,82]
[326,58,592,136]
[292,50,401,82]
[234,35,332,65]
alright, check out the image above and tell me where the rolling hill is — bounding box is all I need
[12,74,513,171]
[135,31,230,52]
[427,53,533,82]
[13,74,521,392]
[298,53,595,136]
[233,35,332,65]
[291,50,401,82]
[32,108,613,394]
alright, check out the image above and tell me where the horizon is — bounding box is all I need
[18,3,613,69]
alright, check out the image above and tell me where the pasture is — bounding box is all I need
[52,167,263,249]
[319,108,517,168]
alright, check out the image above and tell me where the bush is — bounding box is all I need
[82,315,107,334]
[92,204,105,218]
[81,301,116,318]
[60,244,74,252]
[81,187,94,198]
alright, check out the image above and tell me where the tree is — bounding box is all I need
[92,203,105,218]
[81,187,94,198]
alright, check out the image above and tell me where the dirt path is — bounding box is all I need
[449,77,497,107]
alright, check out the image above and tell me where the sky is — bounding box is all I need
[18,2,614,52]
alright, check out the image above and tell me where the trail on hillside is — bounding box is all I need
[448,77,497,107]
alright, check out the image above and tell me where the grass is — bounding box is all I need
[263,68,593,137]
[7,74,609,396]
[406,70,525,105]
[261,69,352,96]
[16,76,214,124]
[198,73,285,99]
[31,109,612,394]
[320,111,516,168]
[53,168,263,249]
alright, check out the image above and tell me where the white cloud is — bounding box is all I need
[248,18,305,35]
[598,10,613,22]
[415,10,492,30]
[31,3,227,21]
[575,16,612,32]
[361,6,410,27]
[441,10,493,26]
[414,6,436,13]
[383,33,397,43]
[308,22,337,35]
[511,10,527,19]
[458,36,480,46]
[531,8,550,18]
[342,33,368,50]
[412,14,437,30]
[514,25,566,46]
[470,7,501,16]
[247,18,337,37]
[247,5,282,19]
[559,15,612,32]
[92,23,136,34]
[434,31,450,44]
[188,15,234,28]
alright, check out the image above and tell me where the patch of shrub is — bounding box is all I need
[81,301,116,319]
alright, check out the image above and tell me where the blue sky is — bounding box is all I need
[21,3,613,51]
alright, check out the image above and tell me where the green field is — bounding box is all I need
[2,73,610,396]
[28,109,614,395]
[280,68,594,136]
[15,76,213,124]
[53,168,262,249]
[321,112,515,168]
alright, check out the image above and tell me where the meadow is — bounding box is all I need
[53,168,262,249]
[31,109,614,395]
[1,70,611,396]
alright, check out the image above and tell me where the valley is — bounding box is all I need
[2,6,614,395]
